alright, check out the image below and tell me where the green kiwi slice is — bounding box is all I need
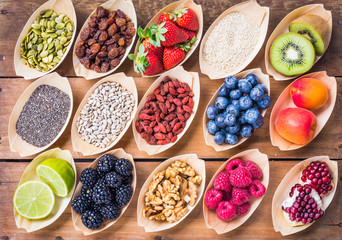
[270,32,315,76]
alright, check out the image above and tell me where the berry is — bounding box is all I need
[250,86,265,101]
[72,196,90,214]
[206,105,219,120]
[238,79,252,93]
[205,189,223,209]
[175,7,199,31]
[255,84,267,93]
[224,76,238,89]
[229,167,252,187]
[226,123,240,134]
[245,108,260,124]
[158,13,177,24]
[182,28,196,41]
[207,120,219,135]
[141,38,164,60]
[224,113,236,127]
[252,115,264,129]
[239,96,253,110]
[225,133,238,145]
[80,168,99,187]
[229,89,242,100]
[218,85,230,97]
[246,73,258,86]
[122,174,133,185]
[238,111,247,125]
[214,171,232,192]
[81,185,94,200]
[257,95,271,109]
[215,114,226,128]
[240,124,254,138]
[115,184,133,207]
[248,180,266,198]
[226,159,245,173]
[82,210,103,229]
[97,154,117,173]
[157,21,189,47]
[91,203,102,216]
[100,203,121,220]
[245,160,262,179]
[114,158,133,176]
[214,131,225,145]
[92,179,113,205]
[225,104,240,116]
[163,45,186,70]
[232,187,251,205]
[216,201,235,221]
[105,171,123,188]
[215,97,229,110]
[235,201,250,216]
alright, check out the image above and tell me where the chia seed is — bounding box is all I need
[16,84,71,147]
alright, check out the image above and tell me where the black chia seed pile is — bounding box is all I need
[16,84,71,147]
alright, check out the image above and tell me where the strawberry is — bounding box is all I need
[158,13,177,24]
[128,44,163,76]
[141,39,164,60]
[182,28,196,41]
[146,22,188,47]
[175,7,199,31]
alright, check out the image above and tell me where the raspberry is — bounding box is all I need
[235,201,250,216]
[205,189,223,209]
[245,160,262,179]
[222,190,232,202]
[248,180,266,198]
[232,187,250,205]
[214,171,232,192]
[225,158,245,173]
[216,201,235,221]
[229,166,252,187]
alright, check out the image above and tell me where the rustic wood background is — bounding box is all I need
[0,0,341,239]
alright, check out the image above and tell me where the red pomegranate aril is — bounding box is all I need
[308,198,314,205]
[308,174,314,180]
[298,207,304,213]
[304,195,310,202]
[322,176,329,183]
[307,218,313,223]
[317,179,322,185]
[290,216,296,221]
[296,217,301,222]
[310,169,316,174]
[311,203,317,209]
[291,207,298,214]
[313,208,318,213]
[314,213,321,220]
[313,165,318,170]
[303,213,309,218]
[302,218,307,223]
[315,172,321,178]
[309,213,314,218]
[299,192,305,198]
[296,196,302,202]
[301,176,307,182]
[307,208,313,213]
[301,201,307,207]
[328,185,333,191]
[321,171,327,177]
[293,202,300,208]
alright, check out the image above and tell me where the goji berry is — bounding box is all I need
[173,127,184,135]
[156,94,164,102]
[154,133,166,140]
[154,88,161,95]
[188,97,194,108]
[177,113,185,122]
[169,87,177,95]
[157,139,169,145]
[183,105,193,113]
[171,135,177,143]
[177,87,185,94]
[146,95,156,101]
[173,98,182,106]
[182,96,189,104]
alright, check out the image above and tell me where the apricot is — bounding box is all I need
[290,78,328,110]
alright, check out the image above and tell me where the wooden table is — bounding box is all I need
[0,0,341,239]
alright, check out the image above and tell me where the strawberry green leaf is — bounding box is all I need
[128,53,136,60]
[137,27,146,39]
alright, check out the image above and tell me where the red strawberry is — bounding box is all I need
[141,39,163,60]
[163,46,185,70]
[175,7,199,31]
[128,44,163,76]
[146,22,188,47]
[182,28,196,41]
[158,13,177,24]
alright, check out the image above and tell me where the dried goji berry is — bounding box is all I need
[172,122,182,132]
[169,103,176,112]
[154,88,161,95]
[177,87,185,93]
[189,91,194,97]
[178,93,188,98]
[165,100,171,109]
[164,113,175,121]
[147,135,157,145]
[166,94,173,102]
[172,79,180,88]
[173,98,182,106]
[171,135,177,143]
[154,133,166,140]
[143,125,153,134]
[182,96,189,104]
[159,122,167,133]
[141,109,154,114]
[170,118,178,128]
[163,82,169,93]
[169,81,174,89]
[146,95,156,101]
[149,121,157,128]
[145,101,151,108]
[184,112,190,120]
[188,97,194,108]
[177,113,185,122]
[139,113,151,120]
[157,139,169,145]
[169,87,177,95]
[136,121,143,133]
[183,105,193,113]
[160,86,166,96]
[153,125,160,132]
[177,106,185,114]
[160,112,165,119]
[182,83,191,92]
[142,120,150,126]
[166,125,172,132]
[156,94,164,102]
[167,132,173,138]
[158,102,168,114]
[173,127,184,135]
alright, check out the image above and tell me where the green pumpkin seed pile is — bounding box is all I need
[20,10,74,72]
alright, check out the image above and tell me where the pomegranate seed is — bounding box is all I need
[301,176,307,182]
[291,207,298,213]
[312,203,317,209]
[314,213,321,219]
[302,219,307,223]
[315,172,321,178]
[308,174,314,180]
[307,218,313,223]
[304,213,309,219]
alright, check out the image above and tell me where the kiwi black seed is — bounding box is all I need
[270,32,315,76]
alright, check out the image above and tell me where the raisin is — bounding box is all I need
[97,51,107,58]
[100,62,109,73]
[125,38,132,46]
[93,30,101,40]
[126,27,136,36]
[116,9,126,18]
[104,38,115,46]
[87,38,96,46]
[110,58,120,67]
[82,57,91,69]
[106,17,115,25]
[96,6,106,18]
[112,33,120,42]
[108,47,119,59]
[107,24,118,36]
[94,65,101,73]
[127,22,134,28]
[80,28,90,41]
[108,10,117,19]
[76,41,84,48]
[115,18,126,27]
[118,46,125,55]
[99,31,108,41]
[98,19,108,31]
[118,37,125,46]
[90,43,101,54]
[75,46,85,58]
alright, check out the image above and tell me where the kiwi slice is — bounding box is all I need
[289,14,328,55]
[270,32,315,76]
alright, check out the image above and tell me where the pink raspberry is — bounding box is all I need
[226,158,245,173]
[245,160,263,179]
[222,190,232,202]
[216,201,235,221]
[205,189,223,209]
[214,171,232,192]
[235,201,250,216]
[248,180,266,198]
[232,187,250,205]
[229,166,252,187]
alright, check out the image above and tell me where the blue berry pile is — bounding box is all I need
[206,74,271,145]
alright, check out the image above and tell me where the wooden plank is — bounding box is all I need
[0,0,341,77]
[1,76,341,159]
[0,161,341,239]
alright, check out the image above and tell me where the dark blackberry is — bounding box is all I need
[91,203,103,216]
[105,171,123,188]
[115,184,133,207]
[97,154,117,173]
[100,203,121,220]
[92,179,113,205]
[114,158,133,176]
[71,196,90,214]
[80,168,99,187]
[81,185,94,200]
[81,210,103,229]
[122,174,133,185]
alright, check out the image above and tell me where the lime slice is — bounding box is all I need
[36,158,75,197]
[13,180,55,219]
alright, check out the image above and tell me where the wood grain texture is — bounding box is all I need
[0,161,341,239]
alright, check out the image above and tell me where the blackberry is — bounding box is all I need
[97,154,117,173]
[100,203,121,220]
[114,158,133,176]
[80,168,99,187]
[81,210,103,229]
[92,179,113,205]
[91,203,103,216]
[115,184,133,207]
[122,174,133,185]
[81,185,94,200]
[71,196,90,214]
[105,171,123,188]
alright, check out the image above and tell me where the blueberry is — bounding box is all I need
[257,95,271,109]
[255,84,267,94]
[229,89,242,100]
[225,133,238,145]
[224,113,236,127]
[224,76,238,89]
[239,96,253,110]
[214,131,225,145]
[238,79,252,93]
[207,120,219,135]
[225,104,240,116]
[250,86,265,101]
[238,111,247,124]
[206,105,219,119]
[218,85,230,97]
[246,73,258,86]
[215,97,229,110]
[227,123,241,134]
[232,100,239,106]
[240,124,254,138]
[245,108,261,124]
[252,115,264,129]
[215,114,226,128]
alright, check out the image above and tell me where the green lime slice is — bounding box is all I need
[13,180,55,219]
[36,158,75,197]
